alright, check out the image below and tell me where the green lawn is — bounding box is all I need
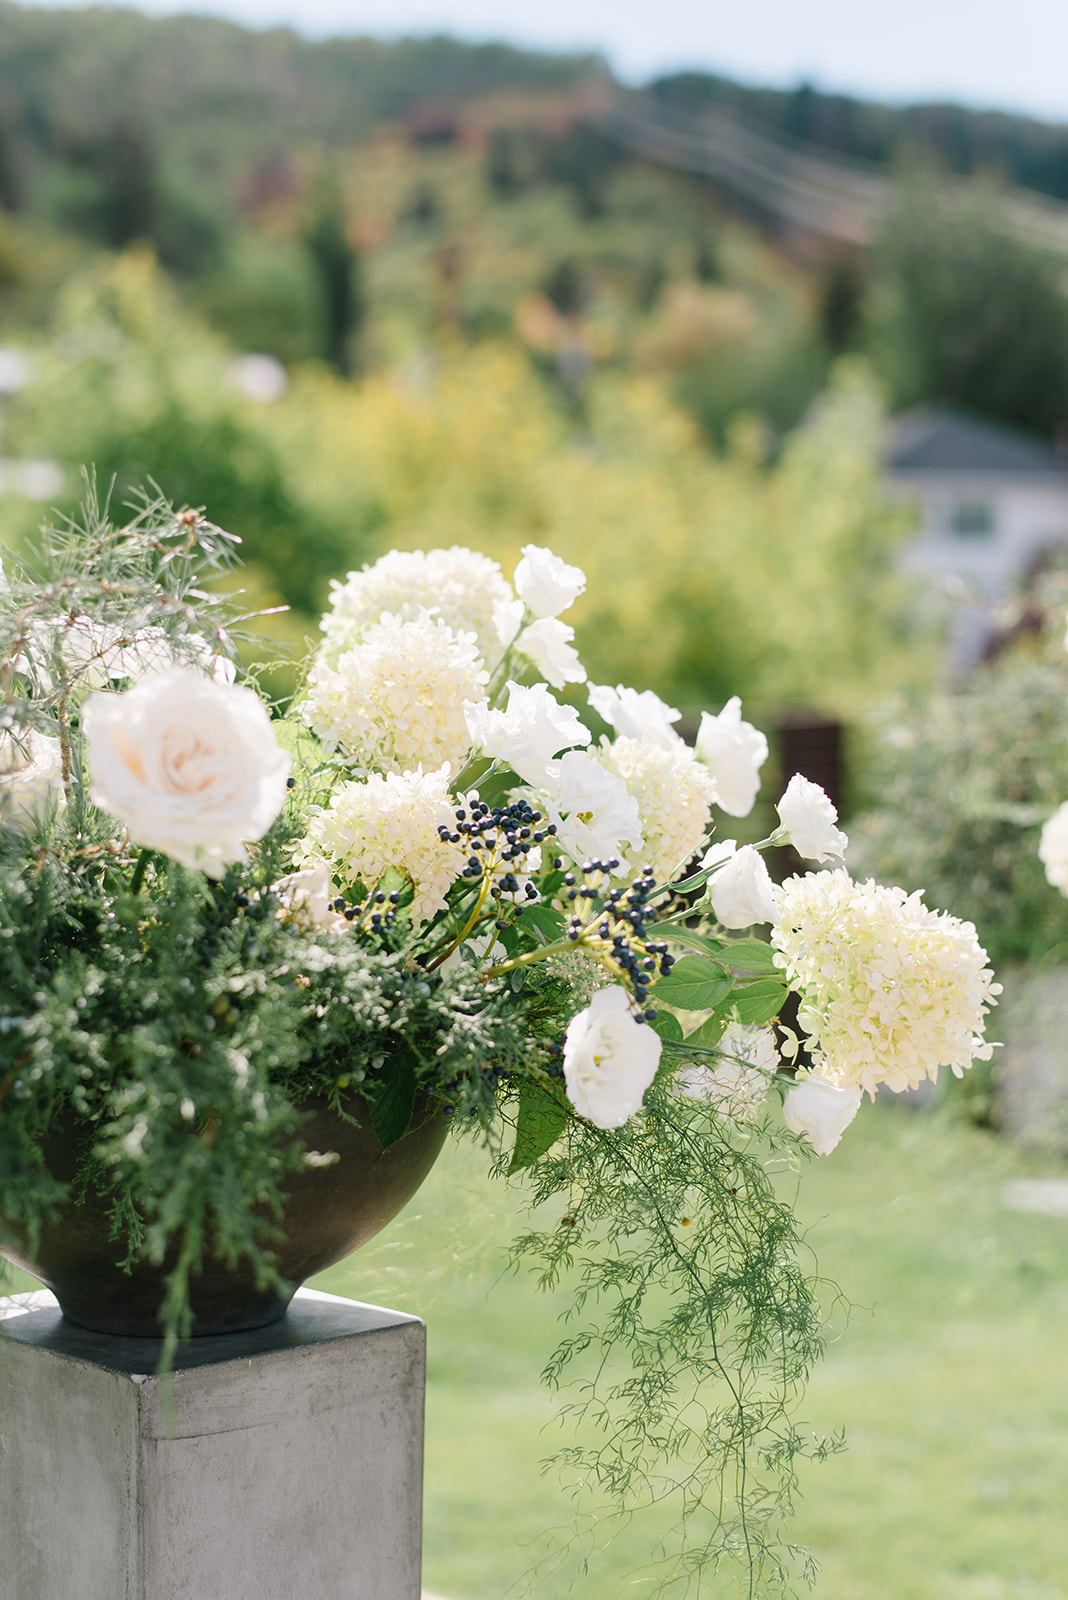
[6,1102,1068,1599]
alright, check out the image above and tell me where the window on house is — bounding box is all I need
[947,502,996,539]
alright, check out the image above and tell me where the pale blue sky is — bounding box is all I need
[16,0,1068,124]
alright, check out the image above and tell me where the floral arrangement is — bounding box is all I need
[0,493,998,1596]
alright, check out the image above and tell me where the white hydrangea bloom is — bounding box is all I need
[319,546,512,664]
[599,735,716,883]
[300,764,466,926]
[302,611,488,775]
[541,750,644,872]
[772,869,1000,1095]
[1039,802,1068,895]
[587,683,682,750]
[676,1024,777,1121]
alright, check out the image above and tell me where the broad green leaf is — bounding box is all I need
[364,1052,417,1149]
[508,1079,569,1173]
[516,904,566,945]
[653,922,729,958]
[683,1014,730,1049]
[719,939,782,975]
[652,956,734,1010]
[728,978,789,1025]
[649,1010,683,1043]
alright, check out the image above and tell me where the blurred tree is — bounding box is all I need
[304,190,364,376]
[868,184,1068,436]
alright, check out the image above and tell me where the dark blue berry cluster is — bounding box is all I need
[562,860,676,1021]
[437,798,556,905]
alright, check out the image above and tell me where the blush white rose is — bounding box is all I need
[703,841,778,928]
[782,1074,863,1155]
[0,725,66,831]
[776,774,848,862]
[695,697,768,818]
[84,667,290,877]
[562,986,662,1130]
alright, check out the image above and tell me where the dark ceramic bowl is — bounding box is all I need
[0,1096,447,1339]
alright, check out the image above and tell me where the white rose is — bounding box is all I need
[513,545,586,618]
[463,681,590,787]
[776,774,848,863]
[587,683,681,750]
[782,1075,863,1155]
[515,617,586,689]
[704,842,778,928]
[563,986,662,1129]
[1039,802,1068,895]
[542,750,644,872]
[273,857,349,932]
[0,726,66,832]
[84,667,290,877]
[696,697,768,818]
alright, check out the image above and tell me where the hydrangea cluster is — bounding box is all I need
[319,546,512,665]
[599,734,716,882]
[771,868,999,1095]
[300,763,467,925]
[302,611,488,774]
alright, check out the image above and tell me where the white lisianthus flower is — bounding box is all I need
[1039,802,1068,895]
[463,681,590,787]
[513,545,586,618]
[492,597,525,651]
[319,546,512,664]
[598,735,716,882]
[704,841,778,928]
[541,750,644,872]
[272,857,349,933]
[0,726,66,832]
[587,683,682,751]
[695,697,768,818]
[302,610,488,775]
[563,986,662,1129]
[676,1024,777,1121]
[783,1075,863,1155]
[772,869,1000,1094]
[776,774,848,862]
[300,764,466,926]
[515,617,586,689]
[83,668,290,877]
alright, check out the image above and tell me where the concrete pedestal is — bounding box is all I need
[0,1286,426,1600]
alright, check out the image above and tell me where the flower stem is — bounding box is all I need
[130,848,152,895]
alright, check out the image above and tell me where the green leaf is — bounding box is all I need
[728,978,789,1025]
[649,1010,683,1043]
[652,956,734,1010]
[364,1052,417,1149]
[653,922,729,959]
[508,1079,570,1173]
[719,939,782,975]
[516,904,566,945]
[684,1014,730,1049]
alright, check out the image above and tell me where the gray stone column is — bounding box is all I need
[0,1287,426,1600]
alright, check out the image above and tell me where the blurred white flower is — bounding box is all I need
[300,764,465,926]
[776,774,848,862]
[320,546,512,664]
[464,681,590,787]
[542,750,643,871]
[84,669,290,877]
[695,697,768,818]
[676,1024,777,1121]
[587,683,681,750]
[563,986,661,1129]
[492,597,525,650]
[515,617,586,689]
[704,842,778,928]
[1039,802,1068,895]
[783,1075,863,1155]
[303,610,488,775]
[0,725,65,832]
[513,545,586,618]
[599,734,715,882]
[272,857,349,933]
[772,869,999,1094]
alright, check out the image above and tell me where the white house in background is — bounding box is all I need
[885,407,1068,672]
